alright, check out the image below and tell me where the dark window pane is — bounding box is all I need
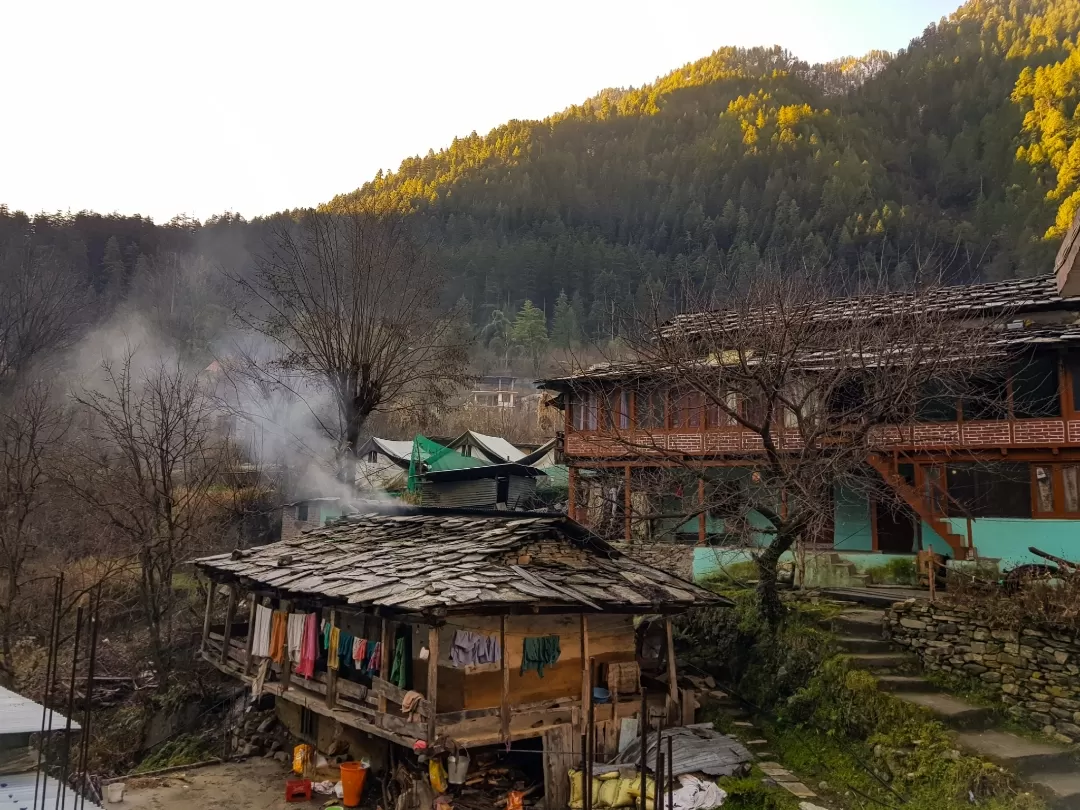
[1069,354,1080,413]
[1012,351,1061,418]
[638,389,666,429]
[961,374,1009,421]
[297,502,309,521]
[945,462,1030,518]
[917,381,958,422]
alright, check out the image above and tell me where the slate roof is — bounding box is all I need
[194,508,723,616]
[658,275,1080,341]
[0,684,79,736]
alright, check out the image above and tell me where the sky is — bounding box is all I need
[2,0,959,223]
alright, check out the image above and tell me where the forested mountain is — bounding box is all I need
[7,0,1080,348]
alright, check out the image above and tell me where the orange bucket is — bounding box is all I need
[339,761,367,807]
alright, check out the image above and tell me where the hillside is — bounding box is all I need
[324,0,1080,338]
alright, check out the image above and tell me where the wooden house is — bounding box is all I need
[194,506,722,802]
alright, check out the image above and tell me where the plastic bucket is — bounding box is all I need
[106,783,125,803]
[339,761,367,807]
[447,752,471,784]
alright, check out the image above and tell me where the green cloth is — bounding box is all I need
[520,635,561,678]
[389,635,408,688]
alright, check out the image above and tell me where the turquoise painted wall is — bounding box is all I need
[944,517,1080,567]
[834,485,873,552]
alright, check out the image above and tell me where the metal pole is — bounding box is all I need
[585,656,595,810]
[666,733,674,810]
[639,689,648,810]
[654,717,664,810]
[33,575,62,810]
[56,605,83,810]
[76,587,101,810]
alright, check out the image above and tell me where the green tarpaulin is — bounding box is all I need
[407,435,485,492]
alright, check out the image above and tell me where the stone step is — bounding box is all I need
[1029,770,1080,810]
[876,675,941,694]
[954,729,1076,777]
[835,635,892,654]
[893,692,993,729]
[830,610,886,637]
[844,652,912,670]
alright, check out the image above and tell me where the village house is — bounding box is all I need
[540,258,1080,581]
[194,507,720,806]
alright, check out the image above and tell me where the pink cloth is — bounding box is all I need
[296,613,318,679]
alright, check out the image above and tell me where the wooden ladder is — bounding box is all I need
[867,454,968,559]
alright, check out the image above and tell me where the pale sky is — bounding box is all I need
[2,0,959,223]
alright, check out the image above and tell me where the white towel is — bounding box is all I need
[252,604,273,658]
[287,613,307,663]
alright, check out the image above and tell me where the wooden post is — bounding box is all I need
[585,656,595,810]
[664,617,678,713]
[500,615,510,743]
[568,466,578,522]
[280,600,293,692]
[219,585,238,664]
[426,624,440,747]
[200,580,216,655]
[241,591,253,673]
[378,617,392,712]
[697,478,706,545]
[624,465,632,541]
[326,609,339,709]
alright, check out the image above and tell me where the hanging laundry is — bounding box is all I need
[337,630,354,670]
[353,638,367,667]
[328,626,341,670]
[366,642,382,675]
[322,619,332,651]
[251,604,273,658]
[270,611,288,664]
[287,613,307,664]
[521,635,561,677]
[450,630,501,667]
[296,613,318,679]
[389,636,407,688]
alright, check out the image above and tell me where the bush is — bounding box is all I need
[866,557,917,585]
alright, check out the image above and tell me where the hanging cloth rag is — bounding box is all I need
[328,626,341,670]
[401,690,425,721]
[520,635,561,677]
[337,630,354,670]
[251,604,273,658]
[269,610,288,664]
[322,619,331,651]
[296,613,318,679]
[287,613,307,664]
[450,630,502,667]
[366,642,382,675]
[353,638,367,667]
[389,636,407,688]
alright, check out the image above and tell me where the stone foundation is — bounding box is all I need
[617,542,695,581]
[886,600,1080,744]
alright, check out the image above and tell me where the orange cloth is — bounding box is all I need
[270,610,288,663]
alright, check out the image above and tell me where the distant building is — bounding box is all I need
[468,375,523,408]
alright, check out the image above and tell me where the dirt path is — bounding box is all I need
[119,759,313,810]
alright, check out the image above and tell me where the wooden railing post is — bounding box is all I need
[427,624,440,747]
[243,593,257,675]
[219,584,238,664]
[200,580,216,656]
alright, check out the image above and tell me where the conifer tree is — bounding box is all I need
[551,290,580,349]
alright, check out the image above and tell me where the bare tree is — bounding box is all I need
[564,270,1005,622]
[67,352,222,672]
[230,208,470,483]
[0,382,69,686]
[0,237,89,382]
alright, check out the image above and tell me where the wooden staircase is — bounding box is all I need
[867,454,968,559]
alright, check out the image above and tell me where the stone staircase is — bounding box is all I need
[833,607,1080,809]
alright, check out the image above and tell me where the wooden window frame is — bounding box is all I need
[1031,462,1080,519]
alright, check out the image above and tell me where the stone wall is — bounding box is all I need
[886,600,1080,744]
[616,542,695,581]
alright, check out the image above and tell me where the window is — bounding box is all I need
[916,380,959,422]
[945,462,1031,518]
[606,390,631,430]
[1034,465,1056,514]
[296,502,309,521]
[1011,351,1061,418]
[462,445,472,457]
[960,373,1009,421]
[366,450,378,463]
[706,393,738,428]
[572,392,598,431]
[674,391,702,429]
[637,388,667,430]
[1065,466,1080,514]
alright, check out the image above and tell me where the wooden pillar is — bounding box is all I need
[280,600,293,692]
[500,615,510,743]
[697,478,706,545]
[568,466,578,522]
[200,580,216,655]
[624,465,632,541]
[219,585,238,664]
[326,609,339,709]
[664,617,678,712]
[580,614,592,771]
[378,617,392,712]
[426,624,440,746]
[243,593,257,675]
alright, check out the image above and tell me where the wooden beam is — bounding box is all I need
[697,478,706,544]
[243,593,257,675]
[624,465,632,541]
[326,609,339,709]
[200,580,216,654]
[427,624,440,746]
[500,615,509,743]
[280,601,293,692]
[664,618,678,711]
[378,618,391,712]
[219,585,238,664]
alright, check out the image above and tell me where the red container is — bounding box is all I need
[285,778,312,802]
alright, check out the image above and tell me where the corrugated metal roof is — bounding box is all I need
[0,685,79,735]
[0,771,101,810]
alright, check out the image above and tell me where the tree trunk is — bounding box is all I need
[755,530,797,626]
